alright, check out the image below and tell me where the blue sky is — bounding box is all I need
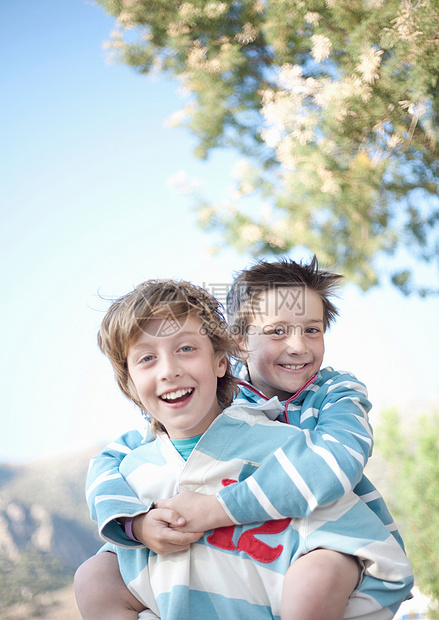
[1,0,438,464]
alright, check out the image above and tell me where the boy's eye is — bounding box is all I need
[305,327,321,334]
[265,326,287,336]
[141,355,154,363]
[274,327,286,335]
[180,345,194,352]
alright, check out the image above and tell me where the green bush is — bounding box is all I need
[377,408,439,617]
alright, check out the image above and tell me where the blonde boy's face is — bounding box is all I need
[241,287,325,400]
[127,314,227,439]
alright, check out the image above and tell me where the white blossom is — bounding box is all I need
[277,64,304,91]
[260,64,326,164]
[204,2,228,18]
[208,57,223,73]
[277,64,321,97]
[235,23,259,45]
[265,232,287,249]
[276,135,299,169]
[260,126,283,149]
[387,133,404,149]
[295,117,318,145]
[261,68,320,147]
[103,28,129,61]
[311,34,332,62]
[390,0,426,43]
[315,76,371,119]
[187,40,208,69]
[408,98,428,120]
[179,3,202,20]
[167,22,191,37]
[254,0,265,13]
[319,137,338,157]
[117,9,137,28]
[240,224,263,243]
[164,104,194,128]
[262,90,297,131]
[317,165,340,194]
[356,47,384,84]
[304,12,321,26]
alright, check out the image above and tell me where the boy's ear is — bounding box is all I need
[216,353,228,378]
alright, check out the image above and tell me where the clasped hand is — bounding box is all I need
[132,490,233,556]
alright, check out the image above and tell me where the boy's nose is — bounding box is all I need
[158,355,182,380]
[285,331,307,355]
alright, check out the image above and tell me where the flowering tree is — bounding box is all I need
[97,0,439,293]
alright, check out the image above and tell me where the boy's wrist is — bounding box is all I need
[207,495,234,529]
[131,513,148,544]
[117,515,144,543]
[124,516,140,542]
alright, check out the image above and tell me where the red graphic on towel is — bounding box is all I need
[206,478,291,563]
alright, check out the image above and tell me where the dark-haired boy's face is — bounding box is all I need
[241,287,324,400]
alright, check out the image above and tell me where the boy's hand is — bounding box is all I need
[132,509,203,555]
[155,491,234,532]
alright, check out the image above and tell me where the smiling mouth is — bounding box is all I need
[280,364,307,370]
[160,388,194,403]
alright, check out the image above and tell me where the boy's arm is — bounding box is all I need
[87,428,204,552]
[218,368,374,524]
[86,428,150,547]
[157,370,374,531]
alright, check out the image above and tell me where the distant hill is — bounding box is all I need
[0,448,102,613]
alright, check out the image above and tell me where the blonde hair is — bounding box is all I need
[98,279,240,432]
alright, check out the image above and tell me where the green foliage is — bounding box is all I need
[96,0,439,293]
[377,408,439,615]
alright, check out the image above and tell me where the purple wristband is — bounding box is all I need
[124,517,139,542]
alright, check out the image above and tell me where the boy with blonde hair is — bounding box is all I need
[76,262,412,619]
